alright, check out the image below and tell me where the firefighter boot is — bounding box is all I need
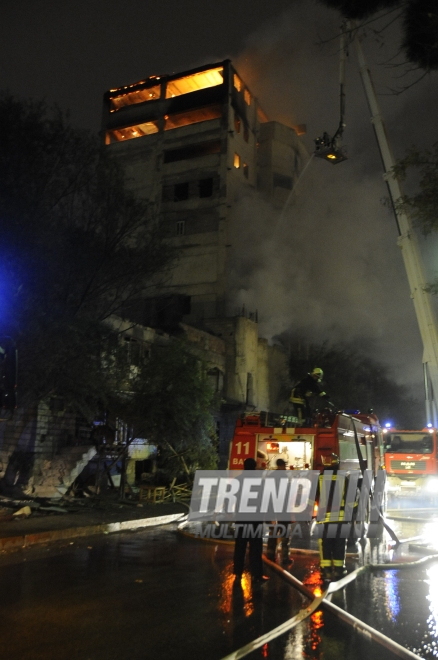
[281,553,294,568]
[321,567,332,582]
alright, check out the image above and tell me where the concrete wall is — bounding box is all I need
[203,316,289,412]
[0,402,94,496]
[257,121,309,206]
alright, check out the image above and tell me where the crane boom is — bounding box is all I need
[353,30,438,426]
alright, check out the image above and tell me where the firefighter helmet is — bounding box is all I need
[311,367,323,380]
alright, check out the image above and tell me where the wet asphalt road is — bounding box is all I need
[0,507,437,660]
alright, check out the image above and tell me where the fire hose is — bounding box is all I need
[178,518,435,660]
[218,555,429,660]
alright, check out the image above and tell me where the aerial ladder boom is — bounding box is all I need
[353,29,438,426]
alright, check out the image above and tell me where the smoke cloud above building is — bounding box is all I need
[227,1,438,389]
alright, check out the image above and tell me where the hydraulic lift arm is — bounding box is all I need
[353,28,438,425]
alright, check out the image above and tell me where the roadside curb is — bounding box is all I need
[0,512,186,551]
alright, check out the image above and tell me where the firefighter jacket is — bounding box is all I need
[290,374,328,406]
[316,468,358,524]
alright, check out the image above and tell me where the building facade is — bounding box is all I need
[102,60,307,461]
[103,60,307,323]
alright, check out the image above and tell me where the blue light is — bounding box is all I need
[385,422,392,428]
[428,423,433,428]
[0,264,14,324]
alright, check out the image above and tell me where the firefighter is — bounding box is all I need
[266,458,293,566]
[290,367,331,425]
[316,454,357,582]
[233,457,269,584]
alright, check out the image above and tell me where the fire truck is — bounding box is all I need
[383,426,438,495]
[228,409,385,476]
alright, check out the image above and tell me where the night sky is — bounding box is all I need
[2,0,438,397]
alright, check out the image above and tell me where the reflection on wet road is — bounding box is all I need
[0,512,437,659]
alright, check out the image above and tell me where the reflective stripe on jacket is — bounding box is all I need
[316,471,358,524]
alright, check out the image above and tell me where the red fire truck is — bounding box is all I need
[383,426,438,495]
[228,410,385,476]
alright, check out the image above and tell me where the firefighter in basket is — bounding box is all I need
[290,367,332,425]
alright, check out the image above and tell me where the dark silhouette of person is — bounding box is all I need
[233,457,269,584]
[266,458,293,566]
[290,367,331,425]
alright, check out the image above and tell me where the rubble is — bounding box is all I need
[12,506,32,518]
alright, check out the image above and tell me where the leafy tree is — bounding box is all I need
[318,0,438,71]
[392,143,438,296]
[275,332,423,428]
[393,142,438,236]
[0,93,176,418]
[116,340,219,481]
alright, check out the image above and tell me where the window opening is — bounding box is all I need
[246,373,254,406]
[110,85,161,111]
[105,121,159,144]
[244,125,249,142]
[199,178,214,197]
[208,368,224,393]
[174,182,189,201]
[176,221,185,236]
[164,105,222,131]
[244,89,251,105]
[234,113,241,133]
[166,67,223,98]
[233,74,242,92]
[243,163,249,179]
[233,153,241,169]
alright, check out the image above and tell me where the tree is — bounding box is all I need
[275,332,423,428]
[116,339,219,481]
[0,93,176,418]
[392,142,438,294]
[318,0,438,71]
[393,142,438,235]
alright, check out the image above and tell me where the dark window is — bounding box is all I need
[244,125,249,142]
[199,178,213,197]
[176,221,185,235]
[234,113,241,133]
[243,163,249,179]
[273,173,293,190]
[246,373,254,405]
[163,139,221,163]
[207,368,224,393]
[174,182,189,201]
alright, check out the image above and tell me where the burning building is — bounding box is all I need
[103,60,308,460]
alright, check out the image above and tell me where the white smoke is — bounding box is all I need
[226,0,438,390]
